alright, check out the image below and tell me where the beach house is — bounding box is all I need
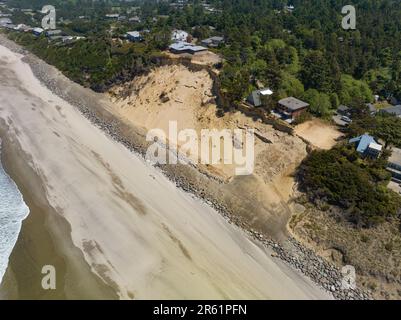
[126,31,143,42]
[105,14,119,19]
[381,105,401,118]
[129,16,141,23]
[169,42,207,55]
[277,97,309,122]
[201,36,224,48]
[349,134,383,159]
[246,88,273,107]
[171,29,189,43]
[32,27,44,36]
[0,17,11,26]
[45,29,62,37]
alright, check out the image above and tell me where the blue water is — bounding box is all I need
[0,140,29,284]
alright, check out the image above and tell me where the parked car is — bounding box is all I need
[341,115,352,123]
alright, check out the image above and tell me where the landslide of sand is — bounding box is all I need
[108,64,308,239]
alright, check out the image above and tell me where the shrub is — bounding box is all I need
[297,145,401,227]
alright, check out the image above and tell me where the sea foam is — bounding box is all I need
[0,140,29,284]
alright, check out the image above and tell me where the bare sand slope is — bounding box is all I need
[109,65,308,239]
[295,119,343,150]
[110,64,307,193]
[0,45,330,299]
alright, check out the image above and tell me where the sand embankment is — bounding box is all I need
[0,44,331,299]
[109,64,309,239]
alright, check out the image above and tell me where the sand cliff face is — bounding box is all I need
[109,64,309,180]
[108,64,308,238]
[0,43,331,299]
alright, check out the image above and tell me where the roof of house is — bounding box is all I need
[201,38,213,44]
[61,36,74,42]
[337,105,349,112]
[49,35,63,41]
[247,88,273,106]
[210,36,224,41]
[203,36,224,42]
[369,142,382,152]
[349,134,381,154]
[382,105,401,116]
[4,24,16,29]
[0,17,12,25]
[45,29,62,35]
[259,88,273,95]
[32,27,44,33]
[15,24,32,31]
[278,97,309,111]
[389,148,401,166]
[169,42,207,53]
[171,29,189,42]
[126,31,141,37]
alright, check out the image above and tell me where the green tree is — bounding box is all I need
[302,89,331,117]
[299,51,332,92]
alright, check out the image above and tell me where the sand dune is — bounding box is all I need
[0,44,330,299]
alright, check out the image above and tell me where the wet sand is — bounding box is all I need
[0,135,118,299]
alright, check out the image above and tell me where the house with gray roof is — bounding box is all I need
[277,97,309,121]
[45,29,62,37]
[201,36,224,48]
[381,105,401,118]
[105,14,119,19]
[171,29,189,43]
[129,16,141,23]
[169,41,207,55]
[0,17,11,26]
[126,31,143,42]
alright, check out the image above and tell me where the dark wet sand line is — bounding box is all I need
[0,131,118,300]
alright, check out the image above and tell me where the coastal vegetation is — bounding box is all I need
[298,144,401,227]
[210,0,401,114]
[3,0,401,114]
[8,31,162,91]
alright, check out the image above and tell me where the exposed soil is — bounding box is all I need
[294,119,343,150]
[289,202,401,300]
[108,64,309,239]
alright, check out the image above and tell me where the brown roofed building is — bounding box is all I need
[277,97,309,122]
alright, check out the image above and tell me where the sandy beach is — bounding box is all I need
[0,43,331,300]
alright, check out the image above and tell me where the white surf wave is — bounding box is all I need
[0,140,30,284]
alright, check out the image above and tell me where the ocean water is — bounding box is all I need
[0,140,29,284]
